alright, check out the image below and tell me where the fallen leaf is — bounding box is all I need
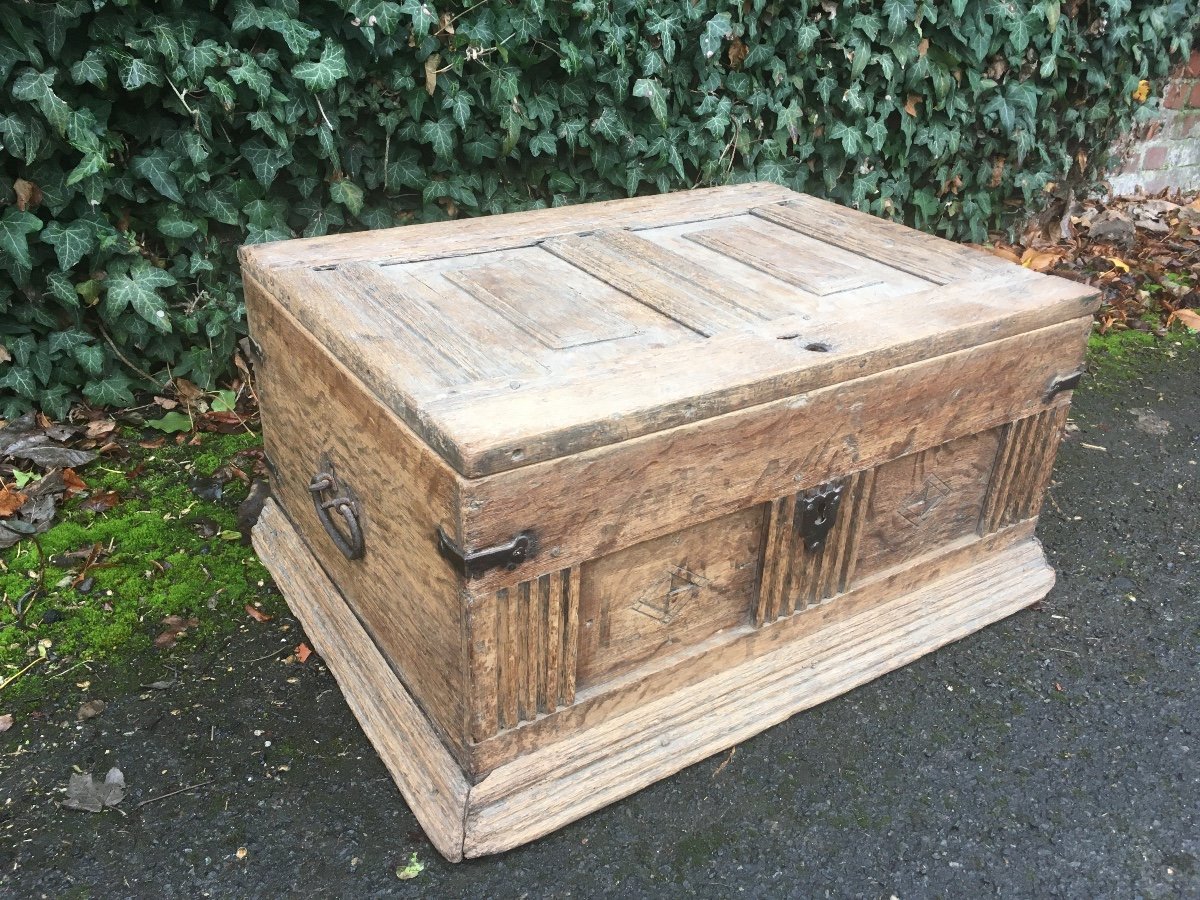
[13,178,42,211]
[85,419,118,440]
[152,396,178,410]
[4,436,97,469]
[989,156,1006,188]
[904,93,922,116]
[727,37,748,68]
[0,489,27,517]
[245,604,272,623]
[0,344,9,363]
[0,713,12,733]
[1106,256,1130,273]
[1132,79,1150,102]
[396,852,424,880]
[155,615,199,649]
[236,847,248,860]
[1174,308,1200,330]
[173,378,204,401]
[63,767,125,813]
[424,52,441,95]
[62,468,88,495]
[81,490,121,513]
[138,436,166,450]
[1021,248,1063,272]
[77,699,107,721]
[146,411,192,434]
[296,642,313,664]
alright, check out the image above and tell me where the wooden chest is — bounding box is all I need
[240,183,1097,860]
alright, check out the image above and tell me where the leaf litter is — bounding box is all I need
[977,191,1200,335]
[62,767,125,813]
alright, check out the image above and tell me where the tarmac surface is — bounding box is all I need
[2,340,1198,899]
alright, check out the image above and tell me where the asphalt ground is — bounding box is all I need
[2,340,1197,899]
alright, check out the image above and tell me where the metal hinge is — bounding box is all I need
[795,482,845,552]
[436,527,537,580]
[1045,369,1085,401]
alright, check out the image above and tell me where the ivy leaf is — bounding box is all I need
[131,148,184,202]
[399,0,438,35]
[528,131,557,156]
[74,344,105,376]
[104,262,176,332]
[420,118,455,158]
[632,78,669,127]
[0,367,37,399]
[882,0,916,35]
[0,207,43,274]
[242,138,293,187]
[84,373,135,408]
[70,50,107,87]
[118,56,160,90]
[293,40,349,92]
[329,179,364,216]
[40,219,95,270]
[700,13,732,60]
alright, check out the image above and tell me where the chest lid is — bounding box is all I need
[239,183,1097,478]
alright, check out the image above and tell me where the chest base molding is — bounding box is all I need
[253,498,1053,861]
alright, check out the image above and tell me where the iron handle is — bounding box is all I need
[309,470,364,561]
[1045,369,1084,401]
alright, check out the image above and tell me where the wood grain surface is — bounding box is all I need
[463,538,1055,856]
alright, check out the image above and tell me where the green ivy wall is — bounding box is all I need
[1,1,1196,416]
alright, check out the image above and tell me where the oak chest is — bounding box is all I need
[240,183,1097,860]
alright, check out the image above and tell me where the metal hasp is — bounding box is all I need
[1045,369,1085,401]
[795,482,845,552]
[437,527,536,579]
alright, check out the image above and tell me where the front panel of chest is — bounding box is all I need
[465,403,1069,769]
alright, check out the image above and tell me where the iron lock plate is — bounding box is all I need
[795,482,845,552]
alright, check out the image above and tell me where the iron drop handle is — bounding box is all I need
[309,470,364,560]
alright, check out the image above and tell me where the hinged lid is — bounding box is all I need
[239,183,1097,478]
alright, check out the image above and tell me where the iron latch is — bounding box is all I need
[795,483,845,552]
[1045,369,1085,401]
[437,527,536,579]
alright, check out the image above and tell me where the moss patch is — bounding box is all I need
[0,429,282,706]
[1086,325,1199,391]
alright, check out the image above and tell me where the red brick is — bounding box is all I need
[1189,50,1200,78]
[1190,81,1200,108]
[1164,82,1185,110]
[1143,145,1168,170]
[1174,113,1200,138]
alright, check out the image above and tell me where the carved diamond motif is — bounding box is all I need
[897,474,951,526]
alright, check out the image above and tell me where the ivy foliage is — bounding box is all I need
[1,0,1196,416]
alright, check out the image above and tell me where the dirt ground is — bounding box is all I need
[1,339,1197,899]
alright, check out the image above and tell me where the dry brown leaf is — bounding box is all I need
[62,468,88,496]
[13,178,42,211]
[727,37,748,69]
[295,642,313,664]
[0,713,12,733]
[903,94,922,116]
[436,11,455,35]
[424,52,441,96]
[244,603,272,623]
[990,156,1006,188]
[918,38,929,57]
[1174,308,1200,330]
[0,344,10,364]
[1021,248,1063,272]
[139,436,166,450]
[76,699,107,722]
[173,378,204,401]
[81,491,120,512]
[0,489,28,517]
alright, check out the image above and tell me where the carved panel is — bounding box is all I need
[576,506,765,690]
[468,566,580,740]
[979,405,1069,534]
[755,469,874,624]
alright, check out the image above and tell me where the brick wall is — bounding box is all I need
[1109,50,1200,197]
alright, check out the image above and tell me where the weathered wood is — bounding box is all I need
[251,501,470,861]
[245,184,1094,858]
[466,517,1039,775]
[245,277,471,759]
[460,317,1091,595]
[239,181,800,273]
[463,538,1054,856]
